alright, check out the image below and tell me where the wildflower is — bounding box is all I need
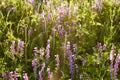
[114,49,120,80]
[96,42,102,51]
[23,73,29,80]
[46,39,50,60]
[13,70,19,79]
[28,27,33,35]
[17,39,24,56]
[8,71,14,80]
[32,59,38,79]
[66,41,75,79]
[55,54,60,68]
[92,0,102,13]
[10,41,15,54]
[39,62,45,80]
[110,45,115,80]
[47,67,53,80]
[33,47,38,57]
[110,45,116,61]
[2,72,7,79]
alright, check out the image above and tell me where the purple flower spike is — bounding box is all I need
[39,62,46,80]
[66,41,75,79]
[28,27,33,35]
[46,39,50,60]
[110,45,116,80]
[32,59,38,79]
[10,41,15,54]
[2,72,7,79]
[47,67,53,80]
[114,49,120,80]
[17,39,24,55]
[23,73,29,80]
[33,47,38,57]
[55,54,60,69]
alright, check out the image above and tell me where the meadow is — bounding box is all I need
[0,0,120,80]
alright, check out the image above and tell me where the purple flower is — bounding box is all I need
[13,70,19,79]
[110,45,115,80]
[110,45,116,80]
[2,72,7,79]
[28,27,33,35]
[110,45,116,61]
[46,39,50,60]
[66,42,75,79]
[39,62,45,80]
[47,67,53,80]
[33,47,38,57]
[23,73,29,80]
[55,54,60,69]
[8,71,14,79]
[92,0,102,13]
[17,39,24,55]
[32,59,38,78]
[114,50,120,80]
[10,41,15,54]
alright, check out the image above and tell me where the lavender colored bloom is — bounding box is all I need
[47,67,53,80]
[13,71,19,80]
[23,73,29,80]
[47,11,53,21]
[110,45,115,80]
[114,50,120,80]
[2,72,7,79]
[32,59,38,68]
[66,42,75,79]
[33,47,38,57]
[10,41,15,54]
[39,63,45,80]
[46,39,50,60]
[110,45,116,80]
[32,59,38,79]
[110,45,116,61]
[92,0,102,13]
[17,39,24,55]
[96,42,102,51]
[28,27,33,35]
[8,71,14,80]
[55,54,60,68]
